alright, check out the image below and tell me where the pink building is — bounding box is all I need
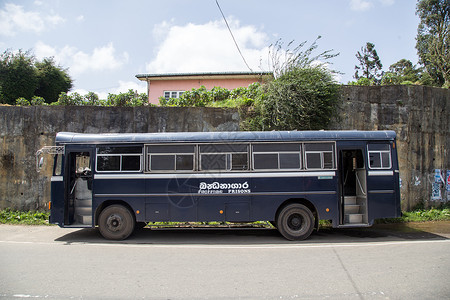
[136,71,273,105]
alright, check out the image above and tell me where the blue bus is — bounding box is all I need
[37,130,401,240]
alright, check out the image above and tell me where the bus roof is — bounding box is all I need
[55,130,396,145]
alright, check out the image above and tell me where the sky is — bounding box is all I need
[0,0,420,99]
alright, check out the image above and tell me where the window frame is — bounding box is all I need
[252,143,302,171]
[96,146,143,173]
[367,143,392,170]
[163,90,185,100]
[199,143,249,172]
[145,144,196,173]
[303,142,336,170]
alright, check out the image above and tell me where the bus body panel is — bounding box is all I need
[49,176,64,226]
[47,130,401,238]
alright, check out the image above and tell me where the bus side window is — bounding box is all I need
[368,143,391,169]
[199,144,248,171]
[146,144,195,172]
[304,143,335,170]
[97,146,143,172]
[252,143,301,170]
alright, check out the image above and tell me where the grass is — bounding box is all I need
[0,204,449,226]
[0,208,50,225]
[377,204,450,224]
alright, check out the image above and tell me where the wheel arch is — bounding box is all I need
[275,198,320,231]
[94,199,135,226]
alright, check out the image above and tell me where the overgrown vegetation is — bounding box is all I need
[249,65,341,131]
[1,205,449,226]
[377,203,450,224]
[0,208,50,225]
[15,89,154,107]
[159,82,264,108]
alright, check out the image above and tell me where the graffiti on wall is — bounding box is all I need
[431,169,449,202]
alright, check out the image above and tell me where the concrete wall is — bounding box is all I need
[331,85,449,210]
[0,106,239,210]
[0,85,448,211]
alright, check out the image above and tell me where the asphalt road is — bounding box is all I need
[0,223,449,299]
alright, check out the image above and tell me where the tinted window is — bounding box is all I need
[253,143,300,152]
[147,145,194,153]
[231,153,248,170]
[98,146,142,154]
[150,155,175,171]
[97,156,121,171]
[176,155,194,170]
[201,154,226,170]
[122,156,141,171]
[305,153,321,169]
[280,153,300,169]
[254,153,278,169]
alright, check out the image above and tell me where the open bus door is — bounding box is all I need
[64,147,94,227]
[338,146,368,226]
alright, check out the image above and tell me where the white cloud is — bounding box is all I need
[379,0,395,6]
[0,3,64,36]
[349,0,394,11]
[76,15,85,22]
[35,41,129,75]
[72,81,147,100]
[349,0,374,11]
[146,19,271,73]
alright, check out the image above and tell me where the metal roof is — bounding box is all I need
[56,131,396,145]
[135,71,273,81]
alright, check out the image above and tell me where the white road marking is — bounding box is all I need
[0,238,449,249]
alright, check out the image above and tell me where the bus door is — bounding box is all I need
[64,147,94,226]
[338,145,368,226]
[366,142,399,220]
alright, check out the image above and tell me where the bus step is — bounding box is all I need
[344,196,357,205]
[76,214,92,225]
[344,204,360,214]
[75,199,92,208]
[75,207,92,215]
[345,213,363,224]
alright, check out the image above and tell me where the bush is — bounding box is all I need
[159,83,265,108]
[15,97,30,106]
[249,65,340,131]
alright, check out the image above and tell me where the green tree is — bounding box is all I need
[0,50,38,104]
[416,0,450,87]
[251,65,340,131]
[35,58,72,103]
[354,42,383,84]
[381,59,422,85]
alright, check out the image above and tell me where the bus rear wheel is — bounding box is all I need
[98,205,135,240]
[277,203,314,241]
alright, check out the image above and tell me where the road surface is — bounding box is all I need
[0,223,449,299]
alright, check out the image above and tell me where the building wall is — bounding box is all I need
[331,85,450,210]
[147,78,259,105]
[0,85,448,211]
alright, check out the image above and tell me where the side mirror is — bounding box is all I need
[39,157,44,170]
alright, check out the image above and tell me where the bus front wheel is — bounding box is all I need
[277,204,314,241]
[98,205,135,240]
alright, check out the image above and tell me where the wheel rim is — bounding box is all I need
[106,213,124,232]
[287,213,304,231]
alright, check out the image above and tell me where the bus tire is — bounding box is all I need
[98,205,135,240]
[276,203,314,241]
